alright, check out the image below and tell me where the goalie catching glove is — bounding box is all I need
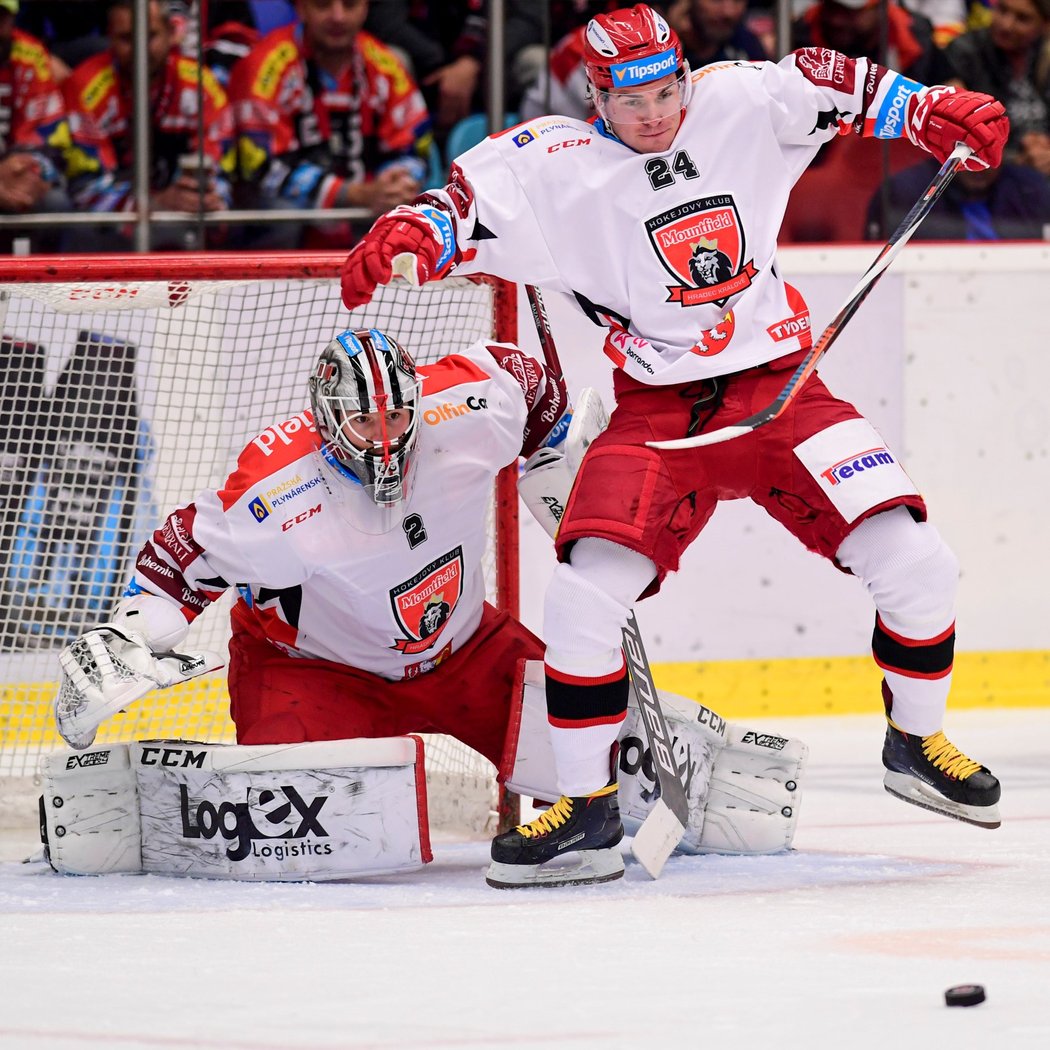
[55,594,223,750]
[904,85,1008,170]
[341,202,458,309]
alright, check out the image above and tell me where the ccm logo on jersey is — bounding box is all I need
[821,447,896,485]
[422,396,488,425]
[252,411,316,456]
[281,504,322,531]
[547,137,591,153]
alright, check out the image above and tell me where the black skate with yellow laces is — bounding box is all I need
[882,716,1001,829]
[486,782,625,889]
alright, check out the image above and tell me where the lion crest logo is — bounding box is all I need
[390,547,463,655]
[645,195,758,307]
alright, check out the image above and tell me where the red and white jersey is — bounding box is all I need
[128,341,535,679]
[441,50,924,384]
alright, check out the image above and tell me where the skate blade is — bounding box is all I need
[485,848,625,889]
[884,773,1001,829]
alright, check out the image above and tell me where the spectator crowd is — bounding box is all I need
[1,0,1047,251]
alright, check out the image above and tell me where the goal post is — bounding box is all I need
[0,252,521,835]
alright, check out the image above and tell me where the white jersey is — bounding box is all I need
[129,341,532,680]
[442,51,923,384]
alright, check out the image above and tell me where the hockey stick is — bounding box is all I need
[525,284,689,878]
[649,142,973,451]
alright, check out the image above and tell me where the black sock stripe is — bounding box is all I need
[546,669,629,723]
[872,621,955,676]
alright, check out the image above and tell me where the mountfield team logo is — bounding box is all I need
[390,548,463,654]
[646,196,758,307]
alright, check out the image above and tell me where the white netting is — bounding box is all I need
[0,271,513,833]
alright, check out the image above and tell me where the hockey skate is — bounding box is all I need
[486,782,625,889]
[882,712,1001,829]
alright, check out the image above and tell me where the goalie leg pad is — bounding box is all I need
[692,724,809,855]
[39,744,143,875]
[500,659,560,804]
[502,661,808,856]
[134,737,431,880]
[617,689,727,852]
[41,738,434,880]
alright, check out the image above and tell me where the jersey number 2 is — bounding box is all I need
[403,514,427,549]
[645,150,699,190]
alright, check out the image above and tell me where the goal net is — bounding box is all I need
[0,253,520,835]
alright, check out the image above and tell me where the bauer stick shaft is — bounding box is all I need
[525,284,689,878]
[649,142,973,451]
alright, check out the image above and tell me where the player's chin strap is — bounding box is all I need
[647,142,973,451]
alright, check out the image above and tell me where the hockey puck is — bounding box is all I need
[945,984,986,1007]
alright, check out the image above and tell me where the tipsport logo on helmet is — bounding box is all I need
[611,47,677,87]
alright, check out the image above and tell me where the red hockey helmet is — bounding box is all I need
[583,4,685,93]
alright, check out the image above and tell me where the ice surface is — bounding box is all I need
[1,709,1047,1049]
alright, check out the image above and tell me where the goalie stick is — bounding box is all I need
[525,284,689,878]
[648,142,974,451]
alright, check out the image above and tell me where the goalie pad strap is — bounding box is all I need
[41,737,432,880]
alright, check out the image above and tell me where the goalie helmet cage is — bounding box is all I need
[0,252,521,836]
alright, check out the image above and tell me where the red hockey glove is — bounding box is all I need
[341,204,457,310]
[906,87,1009,171]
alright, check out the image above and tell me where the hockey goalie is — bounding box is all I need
[43,328,806,884]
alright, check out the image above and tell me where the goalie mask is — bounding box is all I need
[309,328,422,508]
[583,4,690,126]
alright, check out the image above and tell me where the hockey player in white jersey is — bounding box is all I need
[341,4,1008,886]
[55,328,564,761]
